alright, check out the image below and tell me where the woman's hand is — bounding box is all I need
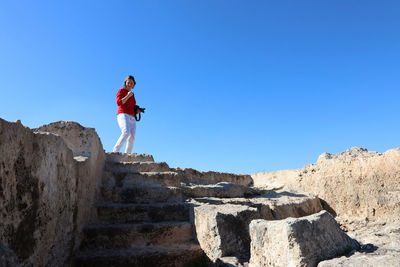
[122,91,133,104]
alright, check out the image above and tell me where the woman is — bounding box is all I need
[113,75,138,153]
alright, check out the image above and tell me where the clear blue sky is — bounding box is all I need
[1,1,399,174]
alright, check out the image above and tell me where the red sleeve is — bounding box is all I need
[116,89,126,106]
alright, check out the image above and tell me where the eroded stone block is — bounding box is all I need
[249,210,359,267]
[194,204,259,262]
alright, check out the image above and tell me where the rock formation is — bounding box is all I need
[249,211,359,266]
[0,240,20,267]
[252,147,400,222]
[252,147,400,266]
[2,118,398,266]
[0,119,104,266]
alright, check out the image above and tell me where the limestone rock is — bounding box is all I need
[249,210,359,267]
[0,119,77,266]
[318,252,400,267]
[194,204,259,263]
[192,189,323,221]
[34,120,102,158]
[215,256,247,267]
[252,147,400,222]
[35,120,105,238]
[105,152,155,163]
[192,190,322,264]
[172,167,253,186]
[74,243,206,267]
[0,118,103,266]
[182,182,259,198]
[252,169,299,189]
[318,218,400,266]
[0,241,20,267]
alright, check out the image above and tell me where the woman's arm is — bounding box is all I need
[117,90,133,106]
[121,91,133,105]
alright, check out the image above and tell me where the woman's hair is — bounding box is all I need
[123,75,136,88]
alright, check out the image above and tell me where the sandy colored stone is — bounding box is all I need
[10,117,398,266]
[193,191,322,264]
[172,167,253,186]
[194,204,259,263]
[0,118,103,266]
[252,147,400,222]
[317,218,400,266]
[105,152,155,163]
[1,119,77,266]
[318,254,400,267]
[182,182,259,198]
[191,189,323,220]
[35,120,105,248]
[215,256,247,267]
[249,210,359,267]
[34,120,102,158]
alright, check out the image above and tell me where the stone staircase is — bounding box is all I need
[74,153,205,266]
[74,153,253,267]
[74,152,323,266]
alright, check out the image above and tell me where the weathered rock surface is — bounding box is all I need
[252,147,400,222]
[75,151,208,266]
[105,151,154,163]
[249,210,359,267]
[252,147,400,265]
[0,241,20,267]
[105,160,170,173]
[6,117,396,267]
[80,221,194,249]
[0,119,103,266]
[192,190,323,221]
[182,182,259,198]
[35,121,105,247]
[172,167,253,187]
[100,184,184,204]
[318,218,400,267]
[34,120,103,158]
[318,254,400,267]
[193,190,323,264]
[194,204,259,262]
[215,256,247,267]
[74,243,206,267]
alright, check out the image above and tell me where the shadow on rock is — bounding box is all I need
[319,198,337,217]
[359,243,379,253]
[343,242,379,259]
[259,190,307,198]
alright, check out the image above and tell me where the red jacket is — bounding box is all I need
[116,88,136,116]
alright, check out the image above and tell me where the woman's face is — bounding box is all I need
[126,79,135,90]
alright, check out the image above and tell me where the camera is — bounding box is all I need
[134,105,146,121]
[135,105,145,114]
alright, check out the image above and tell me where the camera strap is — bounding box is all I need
[135,113,141,121]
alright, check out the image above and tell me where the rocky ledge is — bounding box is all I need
[1,118,399,266]
[253,147,400,266]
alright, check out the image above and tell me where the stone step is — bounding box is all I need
[104,161,170,173]
[74,243,207,267]
[190,191,323,221]
[181,182,260,199]
[172,167,253,187]
[103,169,253,189]
[100,182,261,204]
[100,185,184,204]
[105,152,154,163]
[95,202,192,223]
[102,171,182,187]
[80,221,194,249]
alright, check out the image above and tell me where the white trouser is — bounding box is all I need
[113,113,136,153]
